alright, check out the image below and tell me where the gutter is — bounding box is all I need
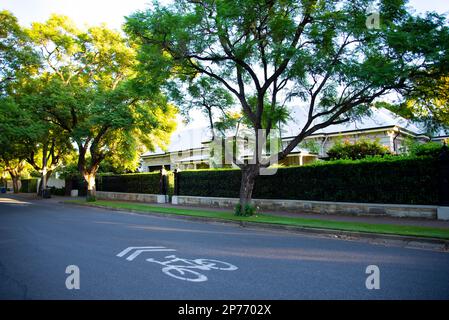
[63,201,449,252]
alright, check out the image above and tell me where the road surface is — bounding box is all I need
[0,196,448,299]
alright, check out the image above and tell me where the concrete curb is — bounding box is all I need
[62,201,449,252]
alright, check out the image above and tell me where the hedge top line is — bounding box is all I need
[178,155,437,174]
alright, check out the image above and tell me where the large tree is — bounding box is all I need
[0,10,38,94]
[0,98,36,193]
[0,94,71,195]
[126,0,449,208]
[26,15,177,200]
[0,11,41,193]
[170,77,234,140]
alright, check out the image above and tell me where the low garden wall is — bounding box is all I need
[96,191,168,204]
[172,195,438,219]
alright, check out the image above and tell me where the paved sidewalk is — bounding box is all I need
[4,193,449,229]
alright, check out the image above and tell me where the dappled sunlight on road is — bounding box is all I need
[0,197,31,206]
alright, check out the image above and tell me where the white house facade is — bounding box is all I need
[140,108,439,172]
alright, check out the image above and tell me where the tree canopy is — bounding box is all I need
[125,0,449,207]
[378,76,449,135]
[0,13,178,199]
[0,11,42,192]
[0,10,39,94]
[24,14,177,199]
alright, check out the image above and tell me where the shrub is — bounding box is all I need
[19,179,38,193]
[408,141,443,158]
[57,163,79,180]
[96,172,162,194]
[178,156,439,205]
[327,139,390,160]
[234,203,256,216]
[49,186,66,196]
[67,175,87,196]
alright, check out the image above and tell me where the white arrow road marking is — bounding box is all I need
[117,246,176,261]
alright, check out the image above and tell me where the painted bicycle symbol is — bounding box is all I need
[117,246,238,282]
[146,255,238,282]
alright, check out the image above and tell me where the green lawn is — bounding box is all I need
[65,200,449,240]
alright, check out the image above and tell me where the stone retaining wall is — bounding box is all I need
[96,191,168,204]
[172,195,438,219]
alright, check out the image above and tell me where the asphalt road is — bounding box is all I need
[0,196,448,300]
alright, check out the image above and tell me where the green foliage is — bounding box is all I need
[19,178,38,193]
[126,0,449,205]
[57,163,80,180]
[19,14,177,190]
[327,139,391,160]
[408,141,443,158]
[86,194,96,202]
[178,157,439,205]
[299,140,320,154]
[0,12,46,186]
[69,176,87,197]
[125,0,449,147]
[0,10,39,94]
[169,77,234,131]
[96,172,162,194]
[49,186,66,196]
[167,171,175,196]
[68,200,449,239]
[97,158,133,174]
[234,203,256,217]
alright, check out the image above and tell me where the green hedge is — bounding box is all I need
[50,186,66,196]
[96,173,161,194]
[178,157,440,205]
[68,176,87,196]
[20,179,38,193]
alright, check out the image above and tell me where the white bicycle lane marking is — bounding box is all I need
[117,246,238,282]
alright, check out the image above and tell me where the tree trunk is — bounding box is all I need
[85,174,96,202]
[11,175,20,194]
[37,170,53,196]
[40,144,48,196]
[239,165,258,208]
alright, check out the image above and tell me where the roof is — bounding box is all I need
[432,128,449,139]
[142,126,212,157]
[142,107,427,157]
[280,107,424,137]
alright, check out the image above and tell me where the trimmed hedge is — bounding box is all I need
[20,179,38,193]
[70,176,87,196]
[50,186,66,196]
[96,173,161,194]
[178,157,440,205]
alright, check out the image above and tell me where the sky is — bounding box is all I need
[1,0,447,30]
[0,0,164,30]
[1,0,448,129]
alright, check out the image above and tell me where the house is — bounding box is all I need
[140,107,438,172]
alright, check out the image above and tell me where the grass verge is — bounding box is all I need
[65,200,449,240]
